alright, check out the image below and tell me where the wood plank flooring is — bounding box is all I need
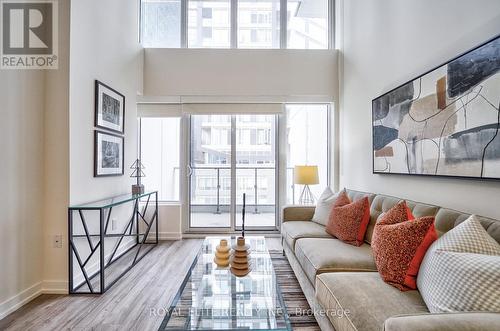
[0,238,282,331]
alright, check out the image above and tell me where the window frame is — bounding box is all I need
[186,113,280,232]
[137,103,333,232]
[140,0,335,49]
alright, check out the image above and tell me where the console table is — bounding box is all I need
[68,191,158,294]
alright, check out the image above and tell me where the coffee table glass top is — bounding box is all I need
[159,236,291,331]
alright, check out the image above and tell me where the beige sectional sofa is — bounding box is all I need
[281,189,500,331]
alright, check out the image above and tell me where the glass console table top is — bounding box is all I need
[160,236,291,331]
[69,191,157,209]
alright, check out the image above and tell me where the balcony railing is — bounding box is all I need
[186,166,297,214]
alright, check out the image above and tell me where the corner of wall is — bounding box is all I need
[334,0,345,190]
[42,0,71,292]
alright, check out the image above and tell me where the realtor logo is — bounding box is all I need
[1,0,58,69]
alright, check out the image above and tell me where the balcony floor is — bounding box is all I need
[190,212,276,228]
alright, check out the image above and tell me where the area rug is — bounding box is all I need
[269,250,320,330]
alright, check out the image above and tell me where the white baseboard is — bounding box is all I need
[0,282,42,320]
[157,232,182,240]
[0,280,69,321]
[42,280,68,294]
[0,234,182,320]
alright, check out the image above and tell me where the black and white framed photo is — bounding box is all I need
[94,130,124,177]
[95,80,125,134]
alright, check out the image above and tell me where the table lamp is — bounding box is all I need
[294,165,319,205]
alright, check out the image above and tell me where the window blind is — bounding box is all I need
[138,103,283,117]
[181,103,283,114]
[137,103,182,117]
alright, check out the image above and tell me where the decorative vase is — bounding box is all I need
[230,236,251,277]
[214,239,231,267]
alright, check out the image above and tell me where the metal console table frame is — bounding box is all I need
[68,191,158,294]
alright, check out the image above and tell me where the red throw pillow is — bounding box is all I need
[325,191,371,246]
[371,201,437,291]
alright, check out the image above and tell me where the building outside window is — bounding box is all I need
[139,105,331,228]
[238,0,280,49]
[141,0,182,47]
[202,7,212,18]
[141,0,332,49]
[188,0,231,48]
[287,0,329,49]
[190,114,276,206]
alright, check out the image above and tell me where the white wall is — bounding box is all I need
[69,0,141,204]
[63,0,141,287]
[339,0,500,218]
[0,0,70,318]
[0,69,45,318]
[143,204,182,240]
[1,0,141,317]
[143,48,337,99]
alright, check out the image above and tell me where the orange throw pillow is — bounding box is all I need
[325,191,371,246]
[371,201,437,291]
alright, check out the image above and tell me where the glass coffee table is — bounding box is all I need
[159,236,291,331]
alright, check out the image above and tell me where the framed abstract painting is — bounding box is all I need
[372,35,500,180]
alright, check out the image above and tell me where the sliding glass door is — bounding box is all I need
[235,115,276,229]
[189,115,232,228]
[188,114,278,231]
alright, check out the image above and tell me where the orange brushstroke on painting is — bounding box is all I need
[436,76,447,110]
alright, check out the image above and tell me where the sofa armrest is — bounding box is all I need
[282,205,315,222]
[384,312,500,331]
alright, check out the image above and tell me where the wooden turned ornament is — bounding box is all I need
[230,236,251,277]
[214,239,231,267]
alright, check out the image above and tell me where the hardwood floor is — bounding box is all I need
[0,238,282,331]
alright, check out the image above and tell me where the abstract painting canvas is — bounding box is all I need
[373,35,500,180]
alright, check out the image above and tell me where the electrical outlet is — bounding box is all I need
[111,219,117,231]
[53,235,63,248]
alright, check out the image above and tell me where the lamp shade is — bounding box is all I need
[294,165,319,185]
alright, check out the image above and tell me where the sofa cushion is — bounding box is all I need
[326,193,371,247]
[417,215,500,313]
[329,189,500,244]
[315,272,429,331]
[311,187,339,226]
[282,205,316,222]
[345,189,376,205]
[281,221,331,250]
[365,194,439,244]
[384,312,500,331]
[295,238,376,285]
[434,208,500,243]
[371,201,437,290]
